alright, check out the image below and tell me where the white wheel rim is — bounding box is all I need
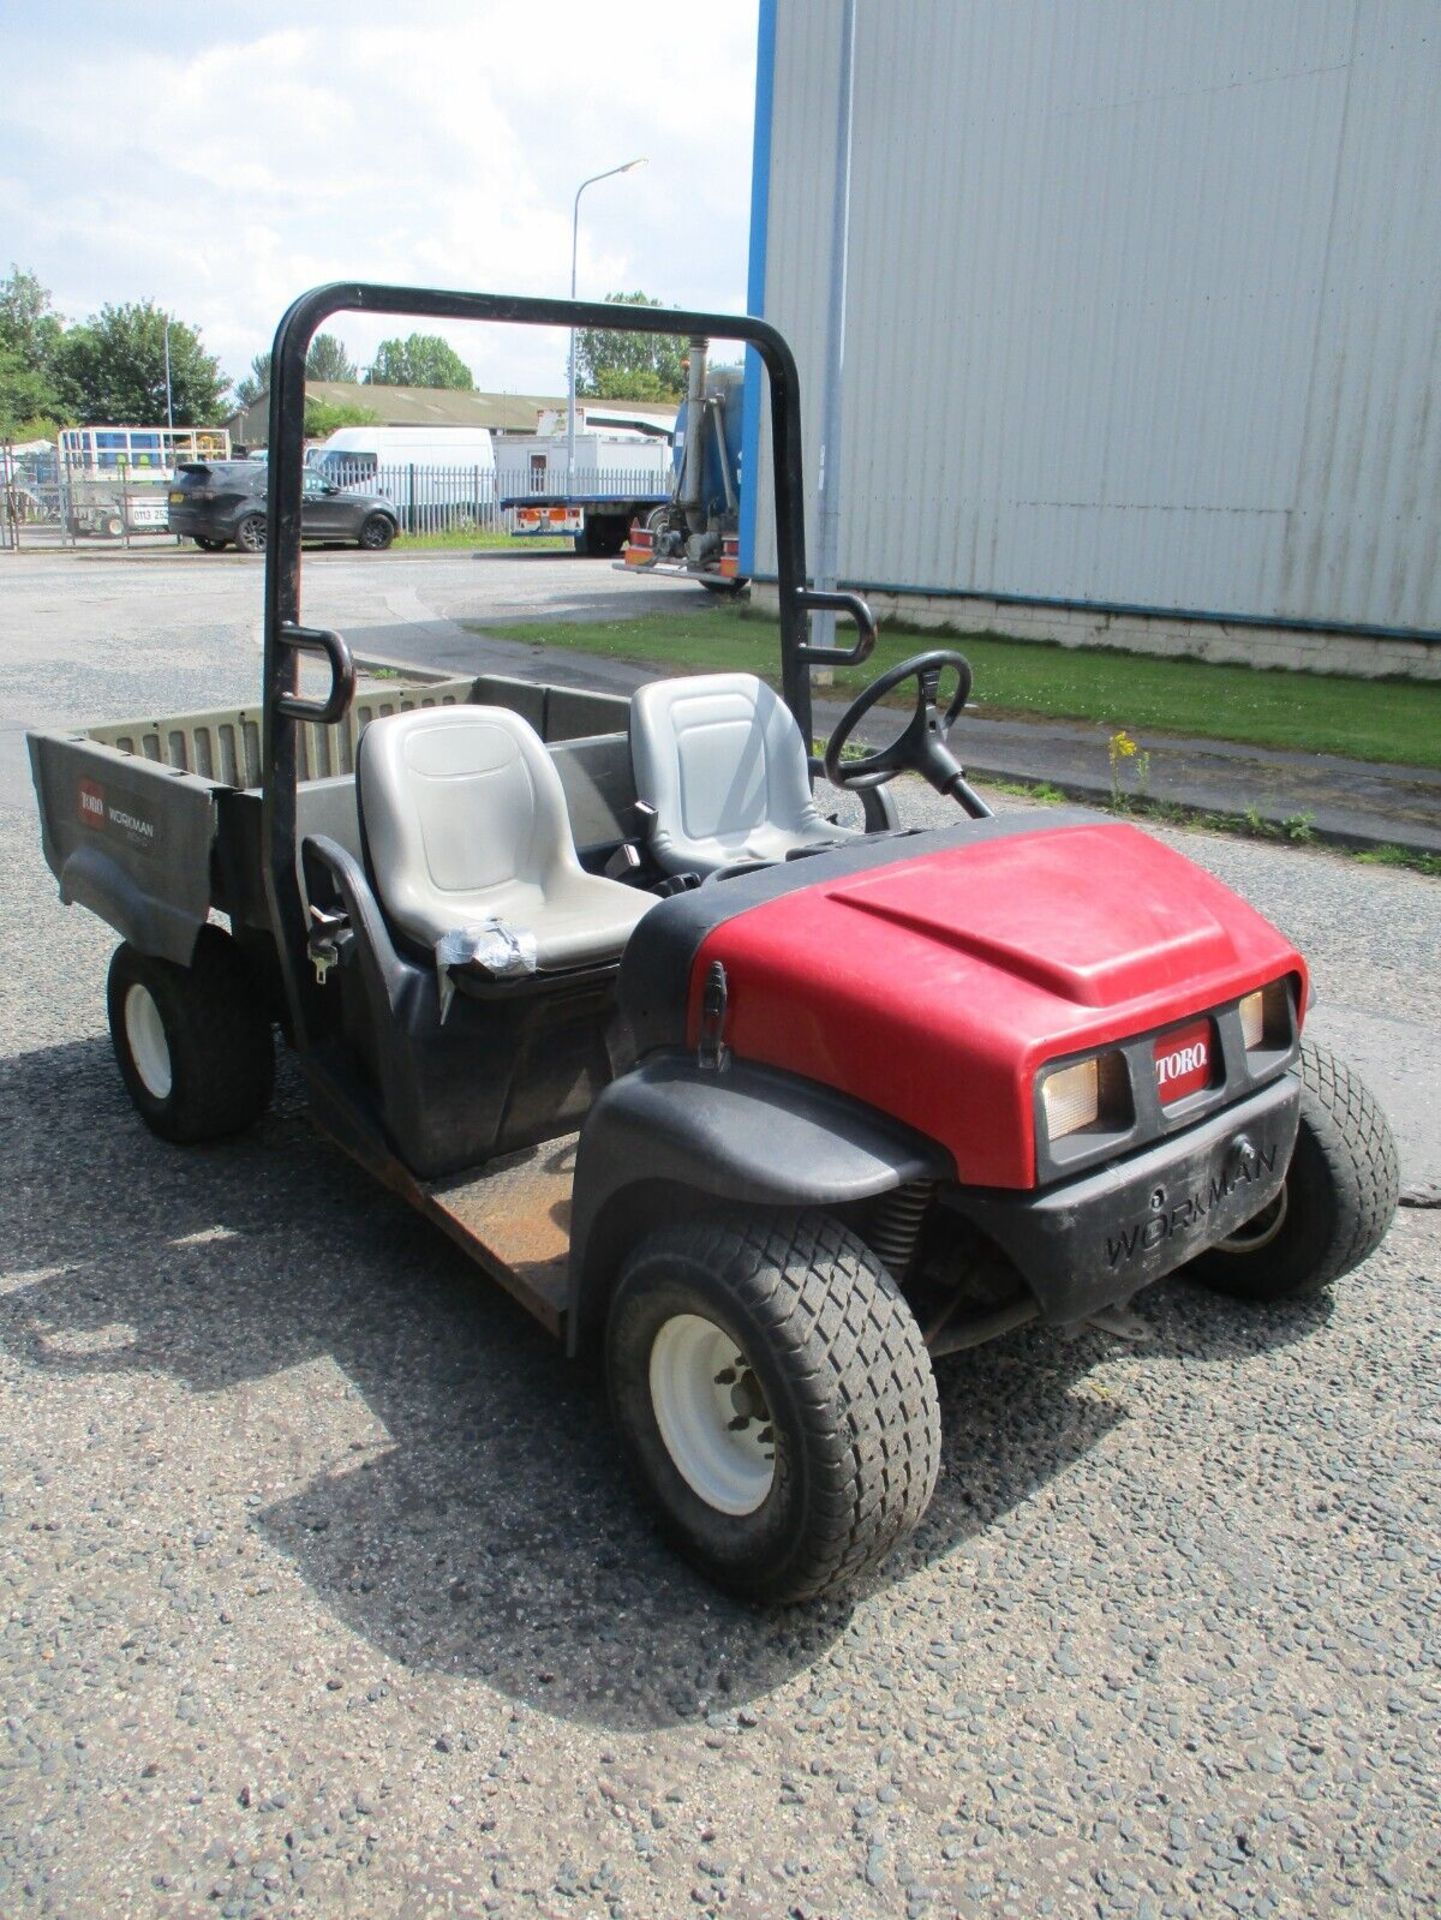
[649,1313,776,1516]
[124,983,172,1099]
[1215,1182,1289,1254]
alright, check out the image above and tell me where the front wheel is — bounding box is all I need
[107,929,275,1143]
[194,535,227,552]
[357,513,395,551]
[233,513,267,554]
[607,1211,940,1603]
[1186,1039,1399,1300]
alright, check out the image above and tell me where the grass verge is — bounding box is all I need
[474,605,1441,769]
[989,778,1441,877]
[397,529,569,552]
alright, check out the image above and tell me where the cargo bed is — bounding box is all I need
[28,662,639,968]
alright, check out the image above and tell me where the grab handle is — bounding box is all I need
[274,624,355,725]
[795,587,878,668]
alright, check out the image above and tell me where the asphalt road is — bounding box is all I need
[1,547,1437,1918]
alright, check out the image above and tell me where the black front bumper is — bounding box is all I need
[953,1073,1301,1323]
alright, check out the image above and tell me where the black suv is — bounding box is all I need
[168,462,399,553]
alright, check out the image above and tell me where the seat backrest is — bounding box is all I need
[358,704,581,947]
[630,673,827,873]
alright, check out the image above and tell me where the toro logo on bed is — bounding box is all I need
[78,778,105,827]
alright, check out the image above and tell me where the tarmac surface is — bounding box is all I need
[1,541,1437,1916]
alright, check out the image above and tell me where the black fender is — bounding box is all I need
[59,842,204,966]
[566,1051,954,1354]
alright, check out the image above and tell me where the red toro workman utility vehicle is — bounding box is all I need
[29,286,1399,1602]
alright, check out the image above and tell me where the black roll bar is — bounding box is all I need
[260,283,816,1050]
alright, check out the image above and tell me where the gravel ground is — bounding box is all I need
[2,553,1437,1918]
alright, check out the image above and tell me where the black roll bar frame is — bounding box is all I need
[260,282,875,1052]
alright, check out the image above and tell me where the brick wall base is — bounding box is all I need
[751,585,1441,681]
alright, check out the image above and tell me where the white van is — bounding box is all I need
[313,426,496,531]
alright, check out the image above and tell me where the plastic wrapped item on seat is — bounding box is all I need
[435,919,538,1021]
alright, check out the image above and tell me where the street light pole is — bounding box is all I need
[566,157,647,496]
[162,318,174,433]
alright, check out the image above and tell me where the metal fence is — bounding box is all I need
[1,441,174,551]
[0,448,676,550]
[326,459,672,535]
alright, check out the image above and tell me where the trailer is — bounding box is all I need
[498,425,673,557]
[28,283,1399,1603]
[58,425,231,537]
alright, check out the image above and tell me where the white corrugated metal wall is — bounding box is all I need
[750,0,1441,635]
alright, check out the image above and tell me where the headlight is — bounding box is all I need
[1041,1058,1099,1138]
[1238,978,1292,1050]
[1039,1049,1128,1141]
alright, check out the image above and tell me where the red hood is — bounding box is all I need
[691,820,1306,1187]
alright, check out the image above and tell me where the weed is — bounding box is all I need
[1107,729,1151,809]
[1353,844,1441,878]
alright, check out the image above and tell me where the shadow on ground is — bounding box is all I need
[1,1035,1333,1732]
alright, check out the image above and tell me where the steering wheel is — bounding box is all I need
[823,650,974,793]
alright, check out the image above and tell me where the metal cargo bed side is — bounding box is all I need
[28,730,221,966]
[27,667,637,966]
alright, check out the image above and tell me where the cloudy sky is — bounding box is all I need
[2,0,759,398]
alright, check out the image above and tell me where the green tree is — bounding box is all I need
[0,267,73,433]
[574,291,686,400]
[305,333,358,383]
[232,334,358,411]
[0,343,64,438]
[59,301,227,425]
[233,351,271,411]
[304,398,379,439]
[365,333,473,389]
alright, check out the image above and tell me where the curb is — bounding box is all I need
[958,760,1441,860]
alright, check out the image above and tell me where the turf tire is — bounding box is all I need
[607,1210,941,1603]
[107,928,274,1143]
[1187,1039,1399,1300]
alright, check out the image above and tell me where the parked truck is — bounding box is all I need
[618,337,746,590]
[497,415,673,557]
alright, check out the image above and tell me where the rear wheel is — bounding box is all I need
[357,513,395,550]
[234,513,267,554]
[106,928,274,1143]
[1187,1040,1399,1300]
[607,1211,940,1602]
[575,513,627,558]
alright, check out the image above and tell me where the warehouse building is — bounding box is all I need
[743,1,1440,679]
[226,381,565,446]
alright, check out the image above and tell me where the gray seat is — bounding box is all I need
[358,705,654,971]
[630,672,857,876]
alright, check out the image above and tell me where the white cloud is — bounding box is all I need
[3,1,758,396]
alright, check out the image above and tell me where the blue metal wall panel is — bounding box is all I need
[756,0,1441,634]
